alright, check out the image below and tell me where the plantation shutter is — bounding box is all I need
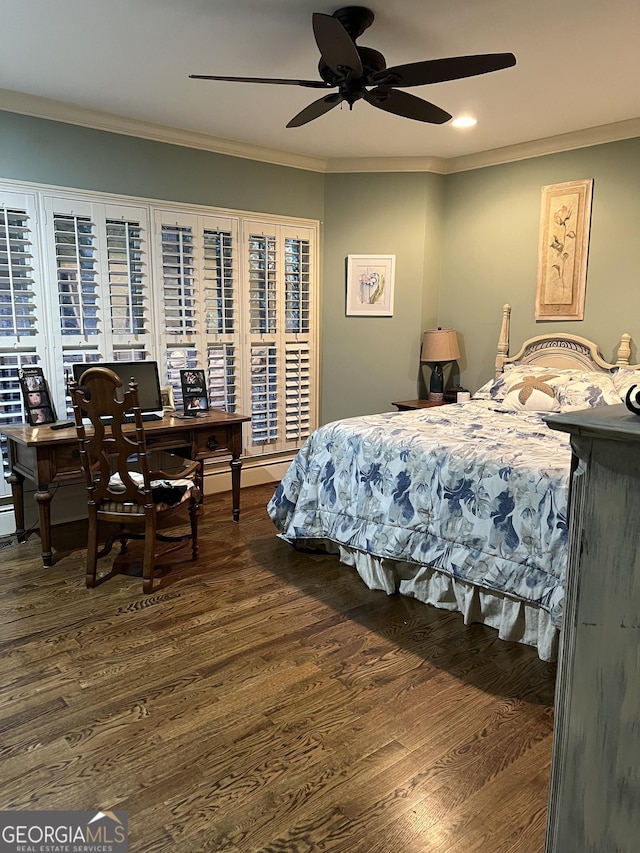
[284,343,311,442]
[241,222,316,456]
[283,233,312,445]
[0,190,47,498]
[0,195,39,344]
[204,219,240,413]
[41,197,153,408]
[155,210,240,410]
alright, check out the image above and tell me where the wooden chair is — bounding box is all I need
[69,366,200,593]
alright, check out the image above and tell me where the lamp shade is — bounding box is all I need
[420,328,460,363]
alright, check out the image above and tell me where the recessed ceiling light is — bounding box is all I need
[451,116,477,128]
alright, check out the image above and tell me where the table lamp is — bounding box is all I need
[420,328,460,401]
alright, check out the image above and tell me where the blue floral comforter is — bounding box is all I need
[267,401,572,626]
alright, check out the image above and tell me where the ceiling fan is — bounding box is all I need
[190,6,516,128]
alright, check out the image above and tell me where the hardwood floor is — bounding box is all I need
[0,483,556,852]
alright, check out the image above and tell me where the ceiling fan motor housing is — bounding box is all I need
[318,46,386,86]
[332,6,375,40]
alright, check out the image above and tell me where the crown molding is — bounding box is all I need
[324,156,448,174]
[445,117,640,173]
[1,88,639,176]
[323,118,640,173]
[0,88,328,173]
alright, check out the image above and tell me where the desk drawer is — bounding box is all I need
[51,443,83,477]
[145,428,193,451]
[192,427,233,458]
[13,441,82,482]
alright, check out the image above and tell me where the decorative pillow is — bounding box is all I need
[500,372,561,412]
[503,364,593,382]
[552,374,621,412]
[612,367,640,400]
[474,365,621,408]
[473,365,597,404]
[472,374,508,402]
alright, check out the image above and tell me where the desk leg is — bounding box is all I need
[230,455,242,521]
[34,488,53,567]
[7,470,26,542]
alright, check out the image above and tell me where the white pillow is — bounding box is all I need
[500,372,561,412]
[472,374,508,402]
[475,364,599,403]
[472,366,557,402]
[475,364,621,409]
[612,367,640,400]
[552,373,621,412]
[503,364,594,382]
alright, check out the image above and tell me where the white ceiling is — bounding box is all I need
[3,0,640,168]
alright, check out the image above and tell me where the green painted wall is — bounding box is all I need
[2,110,640,424]
[321,171,445,423]
[0,111,324,220]
[440,138,640,393]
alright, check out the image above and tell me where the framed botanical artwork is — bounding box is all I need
[535,178,594,321]
[346,254,395,316]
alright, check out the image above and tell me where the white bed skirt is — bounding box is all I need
[288,537,559,662]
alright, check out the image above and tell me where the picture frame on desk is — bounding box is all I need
[180,369,209,416]
[160,384,175,411]
[18,366,57,426]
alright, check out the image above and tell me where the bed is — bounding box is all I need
[267,305,638,661]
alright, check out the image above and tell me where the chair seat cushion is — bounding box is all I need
[101,473,196,513]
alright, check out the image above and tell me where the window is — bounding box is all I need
[0,181,318,500]
[0,189,48,490]
[242,223,314,454]
[154,211,242,412]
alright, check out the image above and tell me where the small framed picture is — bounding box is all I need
[346,254,396,317]
[18,367,57,426]
[180,369,209,416]
[160,385,175,411]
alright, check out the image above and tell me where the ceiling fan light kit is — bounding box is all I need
[190,6,516,128]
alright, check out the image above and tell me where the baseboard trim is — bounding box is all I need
[0,505,16,538]
[203,456,291,495]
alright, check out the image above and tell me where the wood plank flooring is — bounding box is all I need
[0,483,556,852]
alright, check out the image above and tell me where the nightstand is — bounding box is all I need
[392,399,450,411]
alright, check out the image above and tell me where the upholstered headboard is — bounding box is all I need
[494,304,635,377]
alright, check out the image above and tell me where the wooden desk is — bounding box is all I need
[3,410,250,567]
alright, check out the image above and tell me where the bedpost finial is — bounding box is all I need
[496,304,511,376]
[616,332,632,366]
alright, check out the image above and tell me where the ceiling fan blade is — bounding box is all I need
[312,12,363,77]
[287,93,343,128]
[365,88,452,124]
[372,53,516,87]
[189,74,331,89]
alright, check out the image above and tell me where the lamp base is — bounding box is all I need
[428,363,444,401]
